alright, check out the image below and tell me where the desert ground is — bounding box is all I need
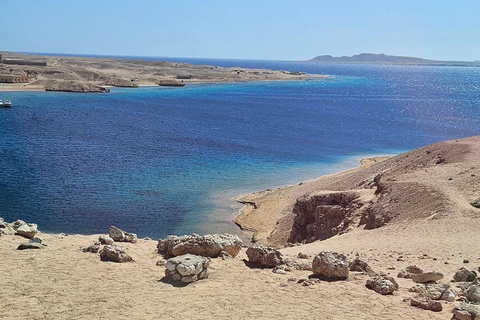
[1,135,479,319]
[0,51,321,92]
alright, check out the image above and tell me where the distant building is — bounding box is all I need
[0,74,29,83]
[0,55,47,67]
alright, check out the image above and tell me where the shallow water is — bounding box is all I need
[1,60,479,238]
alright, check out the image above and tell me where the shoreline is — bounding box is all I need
[0,51,329,93]
[234,156,391,245]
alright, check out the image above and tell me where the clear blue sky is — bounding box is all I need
[1,0,479,61]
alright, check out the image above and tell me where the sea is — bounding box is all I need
[1,56,479,238]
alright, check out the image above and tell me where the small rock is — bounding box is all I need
[156,260,166,266]
[15,223,38,239]
[109,226,137,243]
[312,251,350,280]
[366,274,399,295]
[99,235,114,245]
[410,295,442,312]
[164,254,210,284]
[83,242,101,253]
[99,245,134,263]
[220,250,232,260]
[17,242,44,250]
[274,268,287,275]
[411,271,444,283]
[297,252,310,259]
[453,267,477,282]
[464,259,470,264]
[349,256,373,274]
[246,245,283,267]
[463,279,480,303]
[452,303,480,320]
[143,236,152,241]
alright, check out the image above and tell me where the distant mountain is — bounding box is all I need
[308,53,480,66]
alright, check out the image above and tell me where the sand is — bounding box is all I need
[1,136,479,319]
[0,52,325,92]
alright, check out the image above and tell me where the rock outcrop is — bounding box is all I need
[312,251,350,280]
[366,274,398,295]
[45,80,110,93]
[246,245,283,267]
[1,219,39,238]
[0,218,16,236]
[158,80,185,87]
[99,245,134,263]
[164,254,210,284]
[109,226,137,243]
[157,233,242,258]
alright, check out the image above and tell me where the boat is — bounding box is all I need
[4,100,11,108]
[0,100,3,107]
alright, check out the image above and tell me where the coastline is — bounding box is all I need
[234,156,391,245]
[0,51,329,93]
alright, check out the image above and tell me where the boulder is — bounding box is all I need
[452,303,480,320]
[411,271,444,283]
[15,223,38,239]
[164,254,210,284]
[312,251,350,280]
[10,219,26,230]
[453,267,477,282]
[157,233,242,258]
[410,294,442,312]
[99,235,114,245]
[366,274,399,295]
[109,226,137,243]
[408,283,456,302]
[463,279,480,303]
[99,245,134,263]
[82,242,101,253]
[246,245,283,267]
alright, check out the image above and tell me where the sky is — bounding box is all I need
[1,0,479,61]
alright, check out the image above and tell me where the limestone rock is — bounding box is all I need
[452,303,480,320]
[454,267,477,282]
[410,294,442,312]
[15,223,38,239]
[157,233,242,258]
[246,245,283,267]
[312,251,350,280]
[83,242,101,253]
[411,271,444,283]
[109,226,137,243]
[99,235,114,245]
[99,245,134,263]
[366,274,399,295]
[164,254,210,284]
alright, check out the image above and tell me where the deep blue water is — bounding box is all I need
[1,58,479,238]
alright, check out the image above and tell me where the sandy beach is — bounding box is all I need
[1,135,479,319]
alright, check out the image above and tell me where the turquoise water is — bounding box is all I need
[1,60,479,238]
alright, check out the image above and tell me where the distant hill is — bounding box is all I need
[308,53,480,66]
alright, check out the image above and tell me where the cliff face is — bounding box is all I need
[237,135,480,247]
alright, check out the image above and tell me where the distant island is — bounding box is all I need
[308,53,480,67]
